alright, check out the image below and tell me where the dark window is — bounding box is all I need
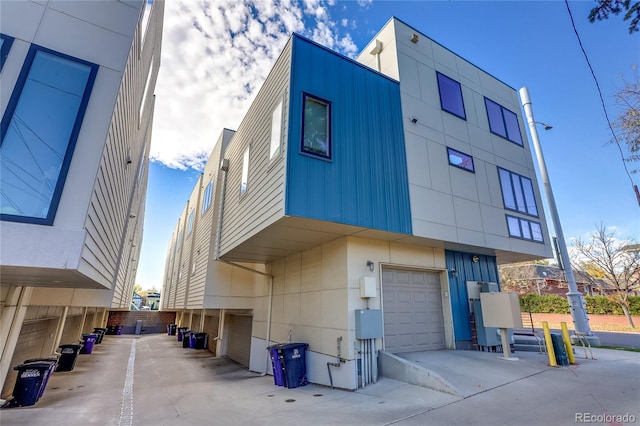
[447,147,474,172]
[437,72,466,119]
[301,93,331,159]
[498,167,538,216]
[0,45,98,225]
[0,33,14,70]
[506,215,544,242]
[485,98,523,145]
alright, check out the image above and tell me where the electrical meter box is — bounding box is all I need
[355,309,383,339]
[480,292,522,329]
[359,276,376,298]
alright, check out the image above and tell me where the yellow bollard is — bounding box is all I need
[560,322,576,365]
[542,321,557,367]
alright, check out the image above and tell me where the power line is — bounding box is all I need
[563,0,640,207]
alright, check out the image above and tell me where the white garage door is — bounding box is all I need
[226,314,252,367]
[382,268,445,353]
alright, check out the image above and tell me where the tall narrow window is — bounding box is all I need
[437,72,466,120]
[201,179,213,215]
[498,167,538,216]
[302,93,331,159]
[240,146,250,196]
[270,99,283,160]
[186,210,195,236]
[485,98,523,145]
[0,45,98,224]
[0,33,14,70]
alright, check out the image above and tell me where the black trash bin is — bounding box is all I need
[192,333,208,350]
[93,328,107,344]
[280,343,309,389]
[167,324,177,336]
[182,331,193,348]
[10,362,53,407]
[550,333,569,366]
[56,344,83,372]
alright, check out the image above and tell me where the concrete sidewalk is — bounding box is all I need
[1,333,638,426]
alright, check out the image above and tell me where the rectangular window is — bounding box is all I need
[498,167,538,217]
[485,98,523,145]
[240,146,250,196]
[437,72,466,120]
[447,147,474,172]
[0,33,14,70]
[506,215,544,243]
[201,179,213,215]
[270,99,283,160]
[302,93,331,159]
[186,210,195,236]
[0,45,98,224]
[176,229,183,250]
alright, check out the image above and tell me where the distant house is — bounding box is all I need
[132,293,143,309]
[145,292,161,310]
[498,263,604,296]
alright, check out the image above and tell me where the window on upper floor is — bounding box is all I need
[447,147,474,173]
[240,146,250,196]
[186,209,195,236]
[498,167,538,217]
[506,215,544,243]
[302,93,331,160]
[0,45,98,225]
[0,33,14,70]
[437,72,466,120]
[201,179,213,215]
[485,98,523,146]
[270,99,283,160]
[176,229,183,250]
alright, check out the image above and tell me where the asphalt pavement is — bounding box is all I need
[1,333,638,426]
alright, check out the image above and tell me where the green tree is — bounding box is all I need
[133,283,142,295]
[572,224,639,327]
[589,0,640,34]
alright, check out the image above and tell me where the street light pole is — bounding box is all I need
[519,87,599,345]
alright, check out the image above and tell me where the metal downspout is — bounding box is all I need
[214,159,274,376]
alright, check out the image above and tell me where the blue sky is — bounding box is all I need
[135,0,639,290]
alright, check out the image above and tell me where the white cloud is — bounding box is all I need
[151,1,357,170]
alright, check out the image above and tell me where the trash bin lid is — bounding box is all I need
[14,362,52,371]
[59,343,83,349]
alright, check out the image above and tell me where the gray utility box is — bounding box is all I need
[473,300,502,347]
[355,310,383,339]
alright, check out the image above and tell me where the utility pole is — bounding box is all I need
[519,87,600,345]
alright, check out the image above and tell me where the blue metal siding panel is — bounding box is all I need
[285,35,411,234]
[445,250,499,342]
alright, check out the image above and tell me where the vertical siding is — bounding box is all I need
[80,0,164,305]
[445,249,498,342]
[218,39,292,255]
[286,35,411,234]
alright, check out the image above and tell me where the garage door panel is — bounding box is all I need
[227,314,252,368]
[382,268,445,353]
